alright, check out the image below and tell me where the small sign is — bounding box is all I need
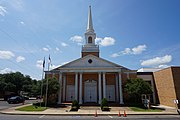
[174,99,179,104]
[176,100,179,104]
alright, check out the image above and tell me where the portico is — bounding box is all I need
[47,69,125,104]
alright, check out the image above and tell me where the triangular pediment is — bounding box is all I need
[55,55,126,69]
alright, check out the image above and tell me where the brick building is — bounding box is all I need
[45,6,180,108]
[138,67,180,108]
[153,67,180,108]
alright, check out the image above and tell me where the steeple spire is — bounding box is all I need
[82,6,99,58]
[87,6,94,32]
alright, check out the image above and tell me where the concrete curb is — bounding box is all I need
[0,104,178,116]
[0,111,178,116]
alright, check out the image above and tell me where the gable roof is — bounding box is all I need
[52,55,129,71]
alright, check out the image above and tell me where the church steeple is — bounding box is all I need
[87,6,94,32]
[82,6,99,58]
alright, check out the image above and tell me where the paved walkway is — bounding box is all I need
[0,104,178,116]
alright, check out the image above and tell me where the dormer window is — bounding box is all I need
[88,36,92,43]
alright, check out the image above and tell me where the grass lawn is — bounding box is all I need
[16,105,46,112]
[130,107,163,112]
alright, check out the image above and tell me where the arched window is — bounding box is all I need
[88,36,92,43]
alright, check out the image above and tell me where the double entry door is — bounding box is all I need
[84,80,97,103]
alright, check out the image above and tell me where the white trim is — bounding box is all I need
[103,72,106,99]
[56,69,121,73]
[118,73,124,104]
[58,72,62,104]
[75,73,78,100]
[79,73,82,104]
[63,75,66,101]
[58,55,124,68]
[127,72,130,79]
[98,72,102,104]
[115,74,119,102]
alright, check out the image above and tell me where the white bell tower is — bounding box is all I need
[82,6,99,57]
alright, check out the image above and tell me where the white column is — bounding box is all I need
[118,72,124,104]
[58,72,62,104]
[127,72,130,79]
[115,74,119,102]
[103,72,106,98]
[63,75,66,102]
[75,73,78,100]
[98,72,102,104]
[79,73,82,104]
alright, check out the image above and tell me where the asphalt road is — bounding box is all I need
[0,114,180,120]
[0,100,180,119]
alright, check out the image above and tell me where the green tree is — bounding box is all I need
[43,77,60,105]
[4,82,16,92]
[0,71,40,98]
[125,78,153,103]
[31,81,41,96]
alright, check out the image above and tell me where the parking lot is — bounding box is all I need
[0,99,39,110]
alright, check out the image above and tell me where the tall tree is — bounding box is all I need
[43,77,60,105]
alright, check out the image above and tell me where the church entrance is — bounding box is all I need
[84,80,97,103]
[66,85,75,101]
[106,85,115,102]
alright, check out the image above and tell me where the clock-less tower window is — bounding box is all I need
[88,36,92,43]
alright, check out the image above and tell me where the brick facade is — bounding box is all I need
[153,67,180,108]
[82,52,99,57]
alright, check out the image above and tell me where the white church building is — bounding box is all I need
[45,6,137,105]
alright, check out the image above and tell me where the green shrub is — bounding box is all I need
[70,100,80,111]
[102,106,110,111]
[101,98,108,110]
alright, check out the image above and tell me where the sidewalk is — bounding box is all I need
[0,104,178,116]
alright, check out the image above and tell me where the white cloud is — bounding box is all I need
[110,53,120,58]
[61,42,68,47]
[20,21,25,25]
[55,47,60,51]
[132,45,147,54]
[70,35,84,45]
[110,44,147,57]
[42,47,49,52]
[0,68,15,74]
[0,50,15,59]
[141,55,172,66]
[122,48,131,55]
[0,5,7,16]
[6,0,24,11]
[36,60,43,69]
[158,64,169,68]
[16,56,25,62]
[96,37,115,46]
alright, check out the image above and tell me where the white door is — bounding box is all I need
[106,85,115,101]
[66,85,75,101]
[84,80,97,102]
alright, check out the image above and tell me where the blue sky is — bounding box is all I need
[0,0,180,79]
